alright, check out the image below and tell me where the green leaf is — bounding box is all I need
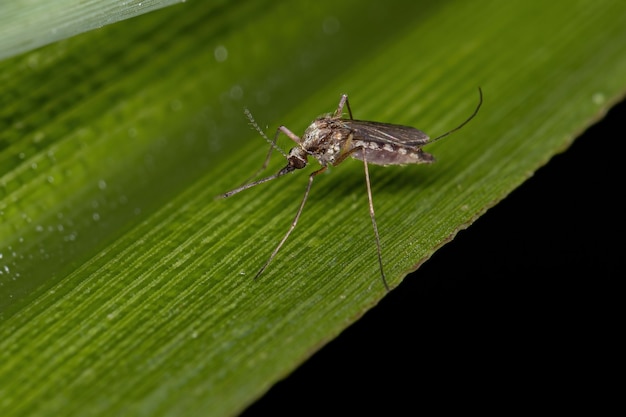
[0,0,184,60]
[1,0,625,416]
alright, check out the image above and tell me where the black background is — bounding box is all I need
[242,98,624,414]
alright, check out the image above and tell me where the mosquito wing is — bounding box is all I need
[342,119,435,166]
[342,119,430,147]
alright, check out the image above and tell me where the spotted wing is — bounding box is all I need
[342,119,430,146]
[341,119,434,166]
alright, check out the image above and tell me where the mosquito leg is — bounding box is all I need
[254,165,328,279]
[333,145,388,291]
[241,125,302,183]
[256,128,281,173]
[241,109,290,184]
[277,125,302,144]
[242,143,276,185]
[362,153,389,292]
[240,121,304,186]
[334,94,354,119]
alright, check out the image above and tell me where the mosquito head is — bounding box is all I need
[287,146,308,170]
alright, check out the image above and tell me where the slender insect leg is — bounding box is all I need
[242,146,275,186]
[334,94,354,119]
[362,153,389,291]
[333,145,389,291]
[242,124,302,183]
[254,165,328,280]
[241,109,290,184]
[277,125,303,145]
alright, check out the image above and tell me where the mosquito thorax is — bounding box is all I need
[301,118,332,149]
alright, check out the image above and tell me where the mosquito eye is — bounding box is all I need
[289,156,307,169]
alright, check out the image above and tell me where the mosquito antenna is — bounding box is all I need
[428,87,483,144]
[245,108,288,158]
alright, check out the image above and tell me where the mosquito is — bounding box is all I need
[218,88,483,291]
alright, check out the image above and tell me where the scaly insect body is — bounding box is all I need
[219,88,483,291]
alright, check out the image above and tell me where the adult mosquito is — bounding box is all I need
[219,88,483,291]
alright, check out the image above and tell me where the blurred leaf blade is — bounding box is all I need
[1,1,625,416]
[0,0,186,60]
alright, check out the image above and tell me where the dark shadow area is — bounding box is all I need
[242,98,624,414]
